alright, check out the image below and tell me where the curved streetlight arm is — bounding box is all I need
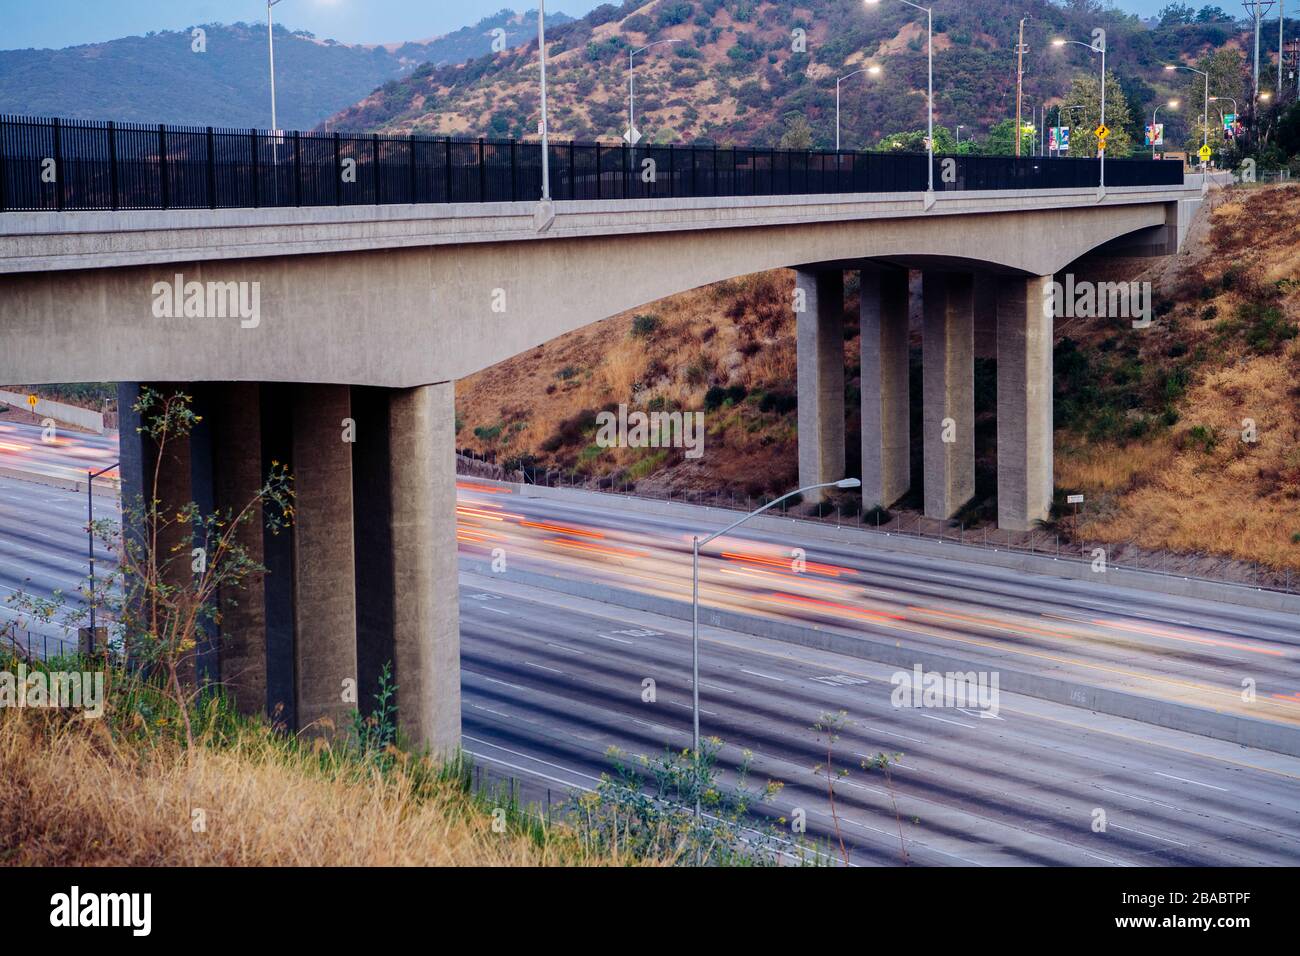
[869,0,934,191]
[628,38,682,139]
[1055,38,1106,189]
[698,479,860,548]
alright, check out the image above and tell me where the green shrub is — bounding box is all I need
[631,313,663,338]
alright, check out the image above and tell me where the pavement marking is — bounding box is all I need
[1096,786,1185,813]
[469,703,512,719]
[546,642,585,655]
[859,725,929,745]
[1110,823,1190,847]
[740,668,785,682]
[524,661,564,675]
[475,675,527,692]
[1153,771,1231,792]
[595,632,635,645]
[701,681,736,694]
[479,606,511,616]
[918,712,977,729]
[670,701,717,717]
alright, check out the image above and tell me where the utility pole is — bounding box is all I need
[1280,0,1286,99]
[1016,17,1031,157]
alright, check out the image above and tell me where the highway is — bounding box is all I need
[3,428,1300,864]
[457,483,1300,726]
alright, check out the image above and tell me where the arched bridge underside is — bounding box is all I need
[0,184,1201,753]
[1,185,1196,387]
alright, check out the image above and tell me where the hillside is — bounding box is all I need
[326,0,1268,155]
[0,10,568,131]
[455,183,1300,573]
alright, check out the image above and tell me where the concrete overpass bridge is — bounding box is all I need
[0,118,1202,752]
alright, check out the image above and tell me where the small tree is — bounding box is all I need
[812,710,851,865]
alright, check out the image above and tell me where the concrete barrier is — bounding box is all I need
[0,466,119,498]
[0,389,104,433]
[462,559,1300,759]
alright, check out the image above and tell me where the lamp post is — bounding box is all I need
[835,65,882,151]
[1151,99,1178,158]
[866,0,934,194]
[1054,35,1106,191]
[266,0,285,133]
[1211,96,1238,143]
[539,0,550,201]
[87,461,118,641]
[1165,63,1209,170]
[628,39,681,145]
[956,124,963,145]
[689,477,861,817]
[1057,104,1085,155]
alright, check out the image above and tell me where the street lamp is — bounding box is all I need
[1054,35,1107,192]
[689,477,861,817]
[266,0,285,134]
[1164,63,1209,171]
[1211,96,1239,140]
[87,461,118,643]
[866,0,935,195]
[539,0,550,202]
[956,124,964,145]
[628,39,681,145]
[835,64,882,151]
[1152,99,1178,158]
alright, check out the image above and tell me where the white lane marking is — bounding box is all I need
[546,642,585,655]
[1083,851,1131,867]
[1152,771,1230,793]
[670,701,718,717]
[839,779,887,797]
[479,606,511,616]
[859,726,928,745]
[524,661,564,675]
[469,704,512,719]
[701,682,736,694]
[476,675,527,692]
[1110,823,1190,847]
[1097,786,1184,813]
[595,632,635,645]
[918,712,976,729]
[740,668,785,682]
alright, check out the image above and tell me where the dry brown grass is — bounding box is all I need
[0,710,632,867]
[1056,184,1300,569]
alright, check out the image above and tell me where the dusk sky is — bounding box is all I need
[1,1,1184,51]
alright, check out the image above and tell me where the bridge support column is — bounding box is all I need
[997,275,1055,531]
[388,383,461,755]
[922,272,975,520]
[210,382,267,716]
[796,269,845,503]
[291,384,358,737]
[859,266,910,510]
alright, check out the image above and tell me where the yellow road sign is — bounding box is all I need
[26,394,37,410]
[1094,124,1110,139]
[1198,144,1213,162]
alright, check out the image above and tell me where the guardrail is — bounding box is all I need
[0,114,1184,212]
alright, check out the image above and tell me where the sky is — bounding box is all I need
[0,0,1178,52]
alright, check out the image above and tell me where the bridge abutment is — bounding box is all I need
[795,269,846,503]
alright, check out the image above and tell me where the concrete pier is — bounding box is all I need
[796,269,846,503]
[997,275,1055,531]
[922,272,975,520]
[859,266,911,510]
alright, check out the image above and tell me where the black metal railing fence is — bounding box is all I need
[0,114,1185,213]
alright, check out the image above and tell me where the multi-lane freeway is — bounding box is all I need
[4,424,1299,865]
